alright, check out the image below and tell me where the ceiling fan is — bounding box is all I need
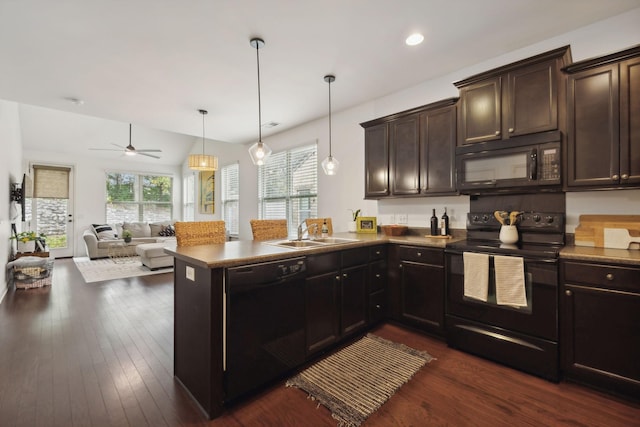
[89,124,162,159]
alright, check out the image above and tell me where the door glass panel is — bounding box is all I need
[33,198,68,250]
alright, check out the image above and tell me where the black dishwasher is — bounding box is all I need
[225,257,306,401]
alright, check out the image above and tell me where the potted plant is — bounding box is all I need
[348,209,361,233]
[11,231,46,253]
[122,230,133,243]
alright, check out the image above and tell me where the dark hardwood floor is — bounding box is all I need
[1,258,638,426]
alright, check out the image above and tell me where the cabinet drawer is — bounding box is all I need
[369,290,386,323]
[342,247,369,268]
[370,260,387,292]
[398,245,443,265]
[306,252,340,276]
[370,245,387,261]
[563,261,640,292]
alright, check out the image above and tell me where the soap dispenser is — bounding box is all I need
[321,219,329,238]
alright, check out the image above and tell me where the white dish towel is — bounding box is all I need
[463,252,489,302]
[494,255,527,307]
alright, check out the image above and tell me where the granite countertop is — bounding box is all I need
[559,245,640,266]
[164,231,466,269]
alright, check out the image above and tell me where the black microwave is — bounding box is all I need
[456,138,561,193]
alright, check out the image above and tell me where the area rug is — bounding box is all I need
[286,334,434,427]
[73,256,173,283]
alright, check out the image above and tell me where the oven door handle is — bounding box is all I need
[529,149,537,181]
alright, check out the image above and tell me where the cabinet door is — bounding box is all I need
[390,114,420,195]
[364,124,389,197]
[620,56,640,185]
[567,64,620,187]
[420,105,456,194]
[305,272,339,355]
[507,59,558,137]
[399,261,444,335]
[562,284,640,398]
[458,77,502,145]
[340,264,368,337]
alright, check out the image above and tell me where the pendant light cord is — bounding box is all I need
[256,41,262,143]
[328,79,332,157]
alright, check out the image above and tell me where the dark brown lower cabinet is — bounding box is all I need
[304,247,370,356]
[388,245,445,336]
[561,260,640,400]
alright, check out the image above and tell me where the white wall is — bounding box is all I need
[0,100,23,299]
[250,8,640,235]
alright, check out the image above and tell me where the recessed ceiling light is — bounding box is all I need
[65,97,84,106]
[405,33,424,46]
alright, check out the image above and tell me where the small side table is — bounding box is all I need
[108,242,138,263]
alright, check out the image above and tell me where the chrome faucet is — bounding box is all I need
[297,221,318,241]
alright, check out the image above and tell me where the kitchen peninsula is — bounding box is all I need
[164,232,458,419]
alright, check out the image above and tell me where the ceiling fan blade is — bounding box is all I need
[89,148,122,151]
[137,152,161,159]
[111,143,126,149]
[136,149,162,153]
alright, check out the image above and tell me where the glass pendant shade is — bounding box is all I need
[189,109,218,171]
[321,155,340,175]
[248,37,272,166]
[248,141,272,166]
[322,74,339,175]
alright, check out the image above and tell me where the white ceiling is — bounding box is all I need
[2,0,639,165]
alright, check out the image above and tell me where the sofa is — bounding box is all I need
[83,221,176,260]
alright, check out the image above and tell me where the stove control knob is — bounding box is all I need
[482,214,489,222]
[545,216,554,224]
[472,215,479,222]
[533,214,541,222]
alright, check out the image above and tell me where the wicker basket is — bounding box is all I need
[381,225,408,236]
[13,258,54,289]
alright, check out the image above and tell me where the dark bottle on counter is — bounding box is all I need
[441,207,449,236]
[430,209,438,236]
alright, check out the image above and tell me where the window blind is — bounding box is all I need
[258,143,317,236]
[221,163,240,235]
[32,165,71,199]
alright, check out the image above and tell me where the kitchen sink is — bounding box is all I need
[266,237,358,249]
[312,237,358,244]
[267,240,325,249]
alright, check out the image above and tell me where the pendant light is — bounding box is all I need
[188,109,218,171]
[248,37,272,166]
[321,74,340,175]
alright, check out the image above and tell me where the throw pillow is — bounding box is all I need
[92,224,118,240]
[150,221,172,237]
[122,222,151,238]
[159,224,175,236]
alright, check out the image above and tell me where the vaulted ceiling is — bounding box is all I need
[2,1,638,165]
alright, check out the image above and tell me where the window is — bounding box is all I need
[258,143,317,236]
[183,173,195,221]
[106,172,173,223]
[221,163,240,236]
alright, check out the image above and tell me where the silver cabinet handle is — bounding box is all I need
[606,273,614,281]
[416,252,422,257]
[565,290,572,296]
[508,127,514,133]
[495,130,500,135]
[335,275,341,281]
[343,273,348,278]
[612,174,619,180]
[375,250,381,255]
[621,174,629,180]
[375,273,381,278]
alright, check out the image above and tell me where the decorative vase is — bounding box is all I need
[17,240,36,253]
[499,225,518,244]
[348,221,357,233]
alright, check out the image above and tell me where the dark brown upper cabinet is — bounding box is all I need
[455,46,572,146]
[361,98,457,199]
[564,45,640,189]
[363,123,390,198]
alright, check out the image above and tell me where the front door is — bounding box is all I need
[30,164,74,258]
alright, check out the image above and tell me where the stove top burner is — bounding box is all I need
[446,211,565,258]
[446,239,562,258]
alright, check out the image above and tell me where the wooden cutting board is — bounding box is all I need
[574,215,640,248]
